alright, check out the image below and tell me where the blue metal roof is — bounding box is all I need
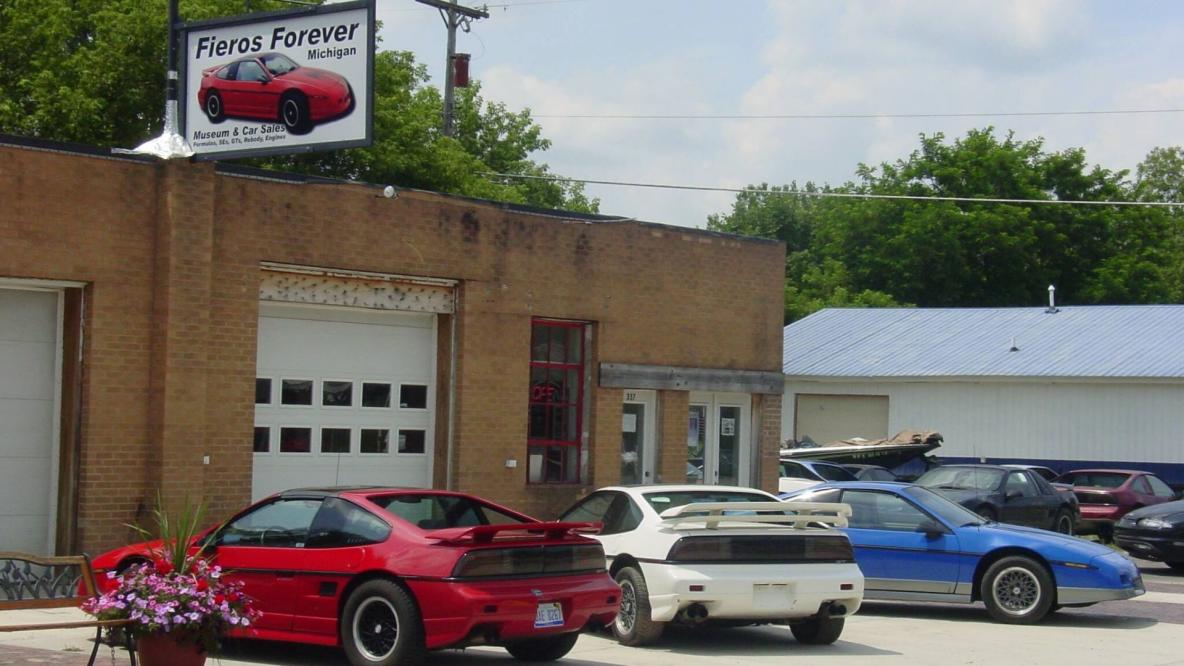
[782,306,1184,379]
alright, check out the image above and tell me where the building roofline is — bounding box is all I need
[0,132,780,246]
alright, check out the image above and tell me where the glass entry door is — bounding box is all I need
[621,390,656,485]
[689,392,752,487]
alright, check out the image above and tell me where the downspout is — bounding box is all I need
[445,294,459,490]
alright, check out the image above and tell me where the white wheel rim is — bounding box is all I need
[615,579,636,634]
[352,597,399,661]
[991,566,1042,616]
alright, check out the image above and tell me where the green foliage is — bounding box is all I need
[0,1,595,212]
[712,129,1184,321]
[128,492,208,575]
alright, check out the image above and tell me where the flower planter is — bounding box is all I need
[136,634,207,666]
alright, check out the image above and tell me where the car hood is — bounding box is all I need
[974,522,1115,561]
[1124,499,1184,520]
[926,488,991,504]
[281,67,349,91]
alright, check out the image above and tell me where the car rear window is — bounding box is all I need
[813,464,858,482]
[643,490,774,513]
[1058,472,1129,488]
[917,467,1003,491]
[370,494,529,530]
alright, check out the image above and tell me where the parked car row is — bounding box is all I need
[92,484,864,665]
[781,456,1181,541]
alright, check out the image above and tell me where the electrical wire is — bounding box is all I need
[532,108,1184,121]
[477,171,1184,207]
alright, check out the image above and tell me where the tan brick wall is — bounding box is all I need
[0,142,785,551]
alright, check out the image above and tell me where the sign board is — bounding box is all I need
[180,0,374,160]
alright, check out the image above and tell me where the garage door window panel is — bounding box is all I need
[256,378,272,405]
[321,380,353,408]
[361,428,390,454]
[254,426,271,453]
[399,384,428,409]
[527,320,586,485]
[361,382,392,409]
[320,427,351,454]
[398,429,425,454]
[281,379,314,406]
[280,427,312,454]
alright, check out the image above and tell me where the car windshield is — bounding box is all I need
[1057,472,1130,488]
[903,486,987,526]
[812,464,858,482]
[261,53,299,76]
[643,490,774,514]
[916,467,1004,491]
[369,493,528,530]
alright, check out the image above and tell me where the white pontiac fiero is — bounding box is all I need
[559,485,864,646]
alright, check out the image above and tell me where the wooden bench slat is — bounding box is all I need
[0,619,131,632]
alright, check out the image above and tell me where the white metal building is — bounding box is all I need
[781,306,1184,485]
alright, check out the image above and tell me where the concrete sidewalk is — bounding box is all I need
[4,604,1184,665]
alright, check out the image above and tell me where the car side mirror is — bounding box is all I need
[917,520,946,539]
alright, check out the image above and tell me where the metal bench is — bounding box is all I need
[0,551,136,665]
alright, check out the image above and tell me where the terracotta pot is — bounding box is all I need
[135,634,207,666]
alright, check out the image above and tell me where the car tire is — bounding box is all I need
[340,579,426,666]
[612,566,664,646]
[790,615,845,645]
[980,556,1055,624]
[204,91,225,123]
[976,506,998,522]
[1052,510,1074,535]
[280,92,312,135]
[504,632,579,661]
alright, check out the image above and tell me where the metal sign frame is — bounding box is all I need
[177,0,375,161]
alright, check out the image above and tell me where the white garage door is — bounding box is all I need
[795,394,889,445]
[0,288,59,555]
[252,303,436,500]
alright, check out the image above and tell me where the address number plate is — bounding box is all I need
[534,602,564,628]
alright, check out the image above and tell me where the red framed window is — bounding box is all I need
[527,319,586,484]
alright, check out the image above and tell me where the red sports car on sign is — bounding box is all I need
[197,53,353,135]
[92,488,619,665]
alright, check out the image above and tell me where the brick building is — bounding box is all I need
[0,135,785,555]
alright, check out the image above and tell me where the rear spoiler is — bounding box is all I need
[423,521,601,544]
[658,501,851,529]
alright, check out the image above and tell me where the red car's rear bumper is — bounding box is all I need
[409,572,620,650]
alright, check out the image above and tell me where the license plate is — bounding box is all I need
[534,602,564,628]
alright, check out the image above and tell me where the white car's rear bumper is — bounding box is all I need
[639,561,864,622]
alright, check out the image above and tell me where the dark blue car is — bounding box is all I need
[782,481,1144,624]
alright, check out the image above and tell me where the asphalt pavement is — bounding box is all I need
[3,558,1183,666]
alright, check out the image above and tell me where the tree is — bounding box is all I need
[711,129,1184,321]
[0,0,595,212]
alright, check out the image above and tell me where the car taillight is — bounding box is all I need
[451,543,606,579]
[666,535,854,564]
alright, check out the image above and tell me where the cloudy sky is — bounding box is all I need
[374,0,1184,228]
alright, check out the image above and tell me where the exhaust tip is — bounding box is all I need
[828,604,847,616]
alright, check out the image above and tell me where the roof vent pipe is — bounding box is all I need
[1046,285,1059,314]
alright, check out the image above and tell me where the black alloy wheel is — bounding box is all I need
[205,91,225,123]
[280,92,312,135]
[340,579,425,666]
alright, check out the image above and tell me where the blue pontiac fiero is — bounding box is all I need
[783,482,1144,623]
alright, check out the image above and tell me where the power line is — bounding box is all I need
[478,171,1184,207]
[532,108,1184,121]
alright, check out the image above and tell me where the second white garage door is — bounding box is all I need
[253,302,436,500]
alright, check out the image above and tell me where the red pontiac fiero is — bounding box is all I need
[92,488,620,665]
[197,53,353,135]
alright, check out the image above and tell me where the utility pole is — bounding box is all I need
[415,0,489,137]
